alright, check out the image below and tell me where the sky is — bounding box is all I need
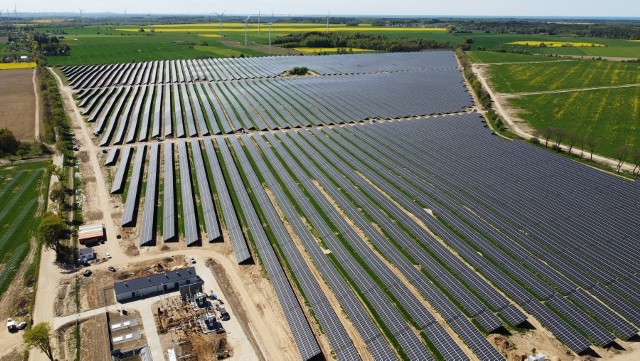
[3,0,639,18]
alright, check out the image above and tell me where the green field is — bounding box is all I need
[40,23,463,66]
[509,86,640,158]
[45,32,265,66]
[0,161,48,296]
[466,51,566,64]
[487,60,640,93]
[469,33,640,58]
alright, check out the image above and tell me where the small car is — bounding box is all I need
[105,252,112,259]
[108,266,116,272]
[17,321,27,330]
[83,269,92,277]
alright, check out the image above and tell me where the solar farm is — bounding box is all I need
[60,51,640,360]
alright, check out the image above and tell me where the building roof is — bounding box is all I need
[114,267,199,295]
[78,247,94,256]
[78,224,104,240]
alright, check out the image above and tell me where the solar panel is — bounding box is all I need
[140,143,159,246]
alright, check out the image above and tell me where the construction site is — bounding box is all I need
[154,293,233,360]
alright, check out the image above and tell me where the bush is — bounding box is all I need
[289,67,309,76]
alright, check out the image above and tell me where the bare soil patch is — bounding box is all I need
[207,257,299,360]
[56,255,186,316]
[0,69,36,140]
[55,314,111,361]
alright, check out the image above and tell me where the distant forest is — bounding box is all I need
[451,20,640,40]
[274,32,452,52]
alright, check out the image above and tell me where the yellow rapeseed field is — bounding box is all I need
[294,47,376,53]
[117,23,446,33]
[0,62,37,70]
[508,41,606,47]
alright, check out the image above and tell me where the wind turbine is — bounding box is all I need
[0,10,4,24]
[244,15,251,47]
[268,11,275,56]
[78,7,85,27]
[215,11,225,37]
[124,8,127,26]
[326,9,330,33]
[258,10,261,34]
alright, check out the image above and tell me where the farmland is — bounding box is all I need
[486,60,640,93]
[466,51,565,64]
[469,33,640,58]
[0,161,48,296]
[57,51,640,360]
[39,23,462,66]
[0,62,37,70]
[509,86,640,157]
[507,41,606,47]
[473,52,640,157]
[0,69,37,140]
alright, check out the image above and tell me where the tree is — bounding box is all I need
[540,126,554,146]
[50,182,67,207]
[23,322,54,361]
[0,128,20,156]
[630,147,640,176]
[566,130,579,154]
[48,164,63,179]
[38,212,66,252]
[613,145,630,172]
[586,138,597,160]
[552,128,566,151]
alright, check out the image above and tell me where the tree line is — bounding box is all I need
[274,32,453,52]
[450,20,640,40]
[533,126,640,174]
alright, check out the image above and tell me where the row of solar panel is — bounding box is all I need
[61,51,460,90]
[74,70,471,146]
[331,115,640,354]
[107,140,249,262]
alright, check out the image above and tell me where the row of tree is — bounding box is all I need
[274,31,453,52]
[534,126,640,174]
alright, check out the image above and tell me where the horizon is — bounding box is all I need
[2,0,639,19]
[4,11,640,22]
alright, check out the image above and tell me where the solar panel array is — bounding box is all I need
[61,53,472,143]
[61,51,458,88]
[74,52,640,359]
